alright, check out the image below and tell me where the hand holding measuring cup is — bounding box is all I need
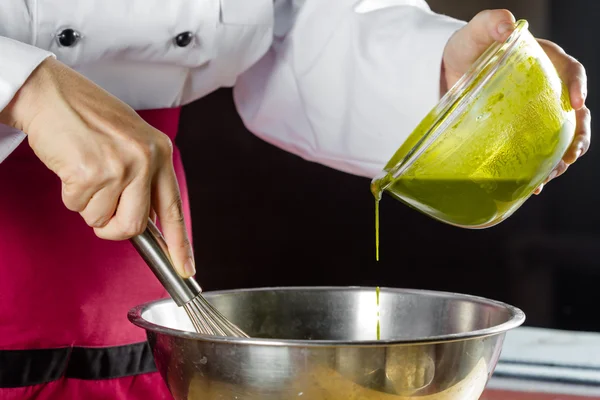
[442,9,590,194]
[372,14,585,230]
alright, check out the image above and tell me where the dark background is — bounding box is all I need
[176,0,599,332]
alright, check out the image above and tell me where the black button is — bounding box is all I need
[174,31,194,47]
[57,28,81,47]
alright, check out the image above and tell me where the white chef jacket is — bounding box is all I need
[0,0,464,178]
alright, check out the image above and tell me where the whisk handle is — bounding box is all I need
[130,218,202,306]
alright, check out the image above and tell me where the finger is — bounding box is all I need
[442,10,517,90]
[538,39,587,109]
[59,151,122,213]
[149,208,157,224]
[60,159,105,212]
[153,166,194,278]
[553,160,569,180]
[80,185,122,228]
[444,9,516,80]
[567,61,588,110]
[563,106,591,164]
[464,9,516,50]
[543,161,569,185]
[534,183,543,195]
[62,181,96,213]
[94,177,151,241]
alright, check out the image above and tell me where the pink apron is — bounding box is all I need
[0,108,190,399]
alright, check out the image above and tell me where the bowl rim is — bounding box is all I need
[128,286,526,347]
[373,19,530,190]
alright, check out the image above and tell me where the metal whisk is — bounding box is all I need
[130,219,249,338]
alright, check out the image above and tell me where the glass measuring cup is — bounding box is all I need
[371,20,576,229]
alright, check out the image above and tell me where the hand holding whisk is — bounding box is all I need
[130,218,249,338]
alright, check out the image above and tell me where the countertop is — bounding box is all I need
[483,327,600,399]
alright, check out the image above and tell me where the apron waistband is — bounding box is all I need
[0,342,157,388]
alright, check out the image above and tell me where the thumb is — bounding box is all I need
[444,10,516,82]
[154,166,195,278]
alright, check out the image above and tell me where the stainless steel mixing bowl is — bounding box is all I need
[128,287,525,399]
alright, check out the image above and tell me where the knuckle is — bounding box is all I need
[61,185,82,212]
[569,58,586,77]
[134,148,153,178]
[81,207,111,228]
[496,8,514,20]
[94,227,123,241]
[104,151,127,182]
[86,215,110,229]
[63,201,83,213]
[576,62,586,78]
[557,161,569,174]
[130,139,153,163]
[575,137,591,158]
[474,9,493,22]
[477,9,512,22]
[120,218,147,237]
[551,41,566,55]
[60,165,80,185]
[155,133,174,159]
[568,55,583,67]
[63,200,80,212]
[109,135,153,181]
[582,106,591,120]
[77,161,103,187]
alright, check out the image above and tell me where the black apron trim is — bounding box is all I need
[0,342,157,388]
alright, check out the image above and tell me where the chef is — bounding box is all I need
[0,1,590,399]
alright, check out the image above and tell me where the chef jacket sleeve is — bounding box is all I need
[233,0,466,178]
[0,37,54,163]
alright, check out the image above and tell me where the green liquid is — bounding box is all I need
[376,286,380,340]
[372,178,534,264]
[386,178,533,227]
[375,200,380,261]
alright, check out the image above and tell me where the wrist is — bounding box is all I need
[0,57,55,133]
